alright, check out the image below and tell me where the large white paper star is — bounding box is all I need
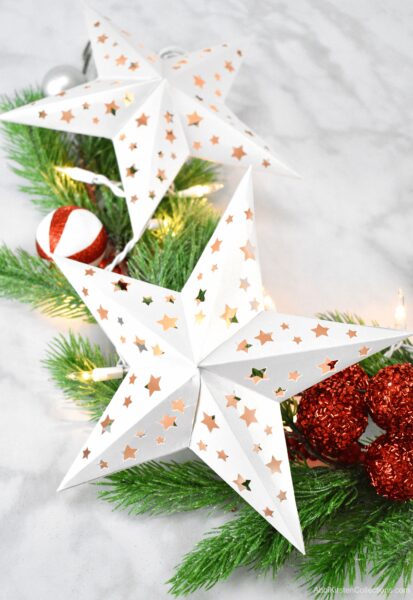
[0,6,297,241]
[55,170,406,553]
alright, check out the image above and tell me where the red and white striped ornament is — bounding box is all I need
[36,206,108,265]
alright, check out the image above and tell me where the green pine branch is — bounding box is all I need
[172,158,217,191]
[1,90,94,212]
[43,332,119,421]
[0,246,91,320]
[97,460,238,515]
[368,504,413,593]
[168,465,361,595]
[128,195,219,291]
[299,479,413,599]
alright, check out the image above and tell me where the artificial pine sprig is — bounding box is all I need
[44,332,119,421]
[368,504,413,593]
[97,460,238,515]
[128,195,219,291]
[168,465,361,596]
[1,90,94,212]
[300,481,413,599]
[0,246,91,320]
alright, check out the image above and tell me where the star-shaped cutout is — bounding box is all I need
[159,414,177,430]
[237,339,252,353]
[115,54,127,66]
[239,278,250,291]
[97,305,108,320]
[145,375,161,396]
[152,344,164,356]
[165,129,176,143]
[312,323,329,337]
[61,110,74,123]
[157,314,178,331]
[318,357,338,374]
[225,394,240,408]
[277,490,287,502]
[136,112,149,126]
[54,170,405,555]
[220,304,238,327]
[210,238,222,253]
[100,415,114,434]
[240,406,257,427]
[193,74,206,88]
[171,399,185,413]
[233,474,251,492]
[112,278,129,292]
[105,100,120,115]
[240,240,255,260]
[266,456,282,474]
[195,310,206,324]
[217,449,228,461]
[123,396,132,408]
[232,145,247,160]
[123,445,137,460]
[187,111,203,126]
[202,412,219,432]
[134,336,148,353]
[255,330,273,345]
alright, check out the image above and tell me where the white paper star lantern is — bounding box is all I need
[0,5,297,242]
[55,170,406,553]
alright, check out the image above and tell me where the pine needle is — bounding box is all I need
[97,460,238,515]
[43,332,119,421]
[128,195,219,291]
[0,246,91,320]
[168,466,361,595]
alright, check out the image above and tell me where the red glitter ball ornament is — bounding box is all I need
[296,365,369,459]
[365,433,413,501]
[366,363,413,431]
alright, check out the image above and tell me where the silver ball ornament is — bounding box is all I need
[41,65,86,96]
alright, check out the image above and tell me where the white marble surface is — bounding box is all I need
[0,1,412,598]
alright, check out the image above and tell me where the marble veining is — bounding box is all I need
[0,1,412,598]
